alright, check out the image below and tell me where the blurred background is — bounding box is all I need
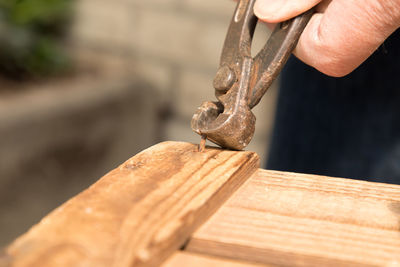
[0,0,278,245]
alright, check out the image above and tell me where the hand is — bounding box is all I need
[254,0,400,77]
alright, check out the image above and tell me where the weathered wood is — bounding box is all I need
[162,252,267,267]
[187,169,400,267]
[5,142,259,267]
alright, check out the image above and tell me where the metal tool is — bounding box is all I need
[191,0,313,150]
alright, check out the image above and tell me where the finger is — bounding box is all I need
[294,0,400,77]
[254,0,322,23]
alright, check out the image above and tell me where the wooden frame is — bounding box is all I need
[3,142,400,267]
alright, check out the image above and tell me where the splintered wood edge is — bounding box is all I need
[5,142,260,267]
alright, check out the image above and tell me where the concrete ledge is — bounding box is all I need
[0,74,159,245]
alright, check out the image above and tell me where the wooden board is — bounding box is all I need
[162,252,267,267]
[187,169,400,267]
[4,142,259,267]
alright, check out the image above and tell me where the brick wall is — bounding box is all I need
[70,0,278,164]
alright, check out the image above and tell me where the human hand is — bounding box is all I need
[254,0,400,77]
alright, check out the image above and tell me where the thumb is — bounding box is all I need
[254,0,321,23]
[255,0,400,77]
[294,0,400,77]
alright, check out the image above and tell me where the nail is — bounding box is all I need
[254,0,287,22]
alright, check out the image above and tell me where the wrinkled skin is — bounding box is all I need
[254,0,400,77]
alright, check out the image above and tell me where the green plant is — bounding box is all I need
[0,0,73,79]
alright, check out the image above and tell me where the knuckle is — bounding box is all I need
[309,28,354,77]
[311,42,353,77]
[316,62,353,77]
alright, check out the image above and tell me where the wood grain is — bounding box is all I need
[4,141,259,267]
[162,252,268,267]
[187,169,400,267]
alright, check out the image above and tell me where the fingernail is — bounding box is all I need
[254,0,286,22]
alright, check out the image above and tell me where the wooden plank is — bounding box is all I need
[162,252,268,267]
[4,141,259,267]
[187,169,400,267]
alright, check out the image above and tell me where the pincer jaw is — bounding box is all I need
[191,101,256,150]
